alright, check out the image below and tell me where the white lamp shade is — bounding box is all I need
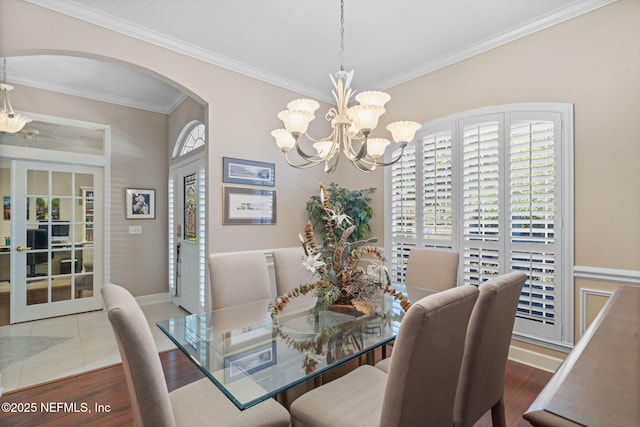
[366,138,390,158]
[347,105,384,133]
[355,91,391,108]
[0,112,31,133]
[0,85,32,134]
[278,110,314,135]
[313,140,334,158]
[287,99,320,115]
[271,129,296,151]
[387,121,421,143]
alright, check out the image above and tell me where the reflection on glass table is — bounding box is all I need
[156,292,411,410]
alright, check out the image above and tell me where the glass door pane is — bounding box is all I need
[0,165,11,325]
[12,161,102,323]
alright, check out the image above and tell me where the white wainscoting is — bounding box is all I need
[579,288,613,336]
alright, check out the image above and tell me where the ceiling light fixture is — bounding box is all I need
[0,57,32,133]
[271,0,420,173]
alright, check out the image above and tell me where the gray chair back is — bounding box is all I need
[405,248,459,299]
[208,252,272,310]
[453,271,527,427]
[380,285,479,427]
[102,283,176,427]
[272,247,317,312]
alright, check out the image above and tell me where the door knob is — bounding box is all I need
[16,246,31,252]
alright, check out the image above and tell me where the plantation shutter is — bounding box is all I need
[461,118,501,286]
[422,129,454,245]
[509,114,560,332]
[388,144,417,284]
[385,104,570,344]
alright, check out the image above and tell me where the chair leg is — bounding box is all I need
[491,398,506,427]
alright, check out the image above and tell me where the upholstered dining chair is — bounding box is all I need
[209,252,272,310]
[101,283,290,427]
[376,247,461,370]
[290,285,479,427]
[405,247,460,293]
[272,247,317,313]
[453,271,527,427]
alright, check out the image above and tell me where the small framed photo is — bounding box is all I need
[126,188,155,219]
[223,187,276,225]
[223,157,275,187]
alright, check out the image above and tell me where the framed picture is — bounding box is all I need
[3,196,10,220]
[223,157,275,187]
[223,187,276,225]
[224,341,277,382]
[126,188,156,219]
[3,197,32,220]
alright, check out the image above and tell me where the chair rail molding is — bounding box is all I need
[573,265,640,285]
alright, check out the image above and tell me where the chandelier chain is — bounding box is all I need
[339,0,344,72]
[2,57,6,84]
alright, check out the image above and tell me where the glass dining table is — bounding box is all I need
[157,286,436,410]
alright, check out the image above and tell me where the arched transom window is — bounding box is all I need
[173,121,205,158]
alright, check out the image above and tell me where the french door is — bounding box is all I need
[10,160,103,323]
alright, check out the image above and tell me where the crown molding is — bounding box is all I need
[25,0,618,98]
[371,0,620,90]
[10,75,187,114]
[24,0,332,102]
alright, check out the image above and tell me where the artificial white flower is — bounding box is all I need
[303,253,325,273]
[327,208,353,227]
[367,263,387,281]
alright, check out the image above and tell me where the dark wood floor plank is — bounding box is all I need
[0,350,204,427]
[0,350,550,426]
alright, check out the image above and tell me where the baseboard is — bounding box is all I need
[508,345,563,373]
[135,292,171,305]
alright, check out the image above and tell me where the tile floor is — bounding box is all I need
[0,301,188,394]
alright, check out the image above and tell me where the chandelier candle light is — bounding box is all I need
[0,57,31,133]
[271,0,421,173]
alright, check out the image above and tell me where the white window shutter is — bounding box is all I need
[422,130,454,244]
[389,144,417,284]
[385,104,572,346]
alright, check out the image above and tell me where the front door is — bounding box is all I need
[10,160,103,323]
[171,159,205,313]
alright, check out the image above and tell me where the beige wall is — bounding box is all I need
[0,0,382,297]
[385,0,640,270]
[382,0,640,348]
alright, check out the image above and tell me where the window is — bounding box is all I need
[385,104,574,346]
[173,121,205,158]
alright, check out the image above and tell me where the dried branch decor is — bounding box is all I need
[271,183,410,316]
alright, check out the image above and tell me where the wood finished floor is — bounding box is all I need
[0,349,551,426]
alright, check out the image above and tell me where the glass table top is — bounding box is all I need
[156,292,415,410]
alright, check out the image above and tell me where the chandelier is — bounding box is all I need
[0,57,31,134]
[271,0,420,173]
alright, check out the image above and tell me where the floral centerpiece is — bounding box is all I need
[271,183,410,316]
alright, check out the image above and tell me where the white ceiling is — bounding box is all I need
[8,0,616,114]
